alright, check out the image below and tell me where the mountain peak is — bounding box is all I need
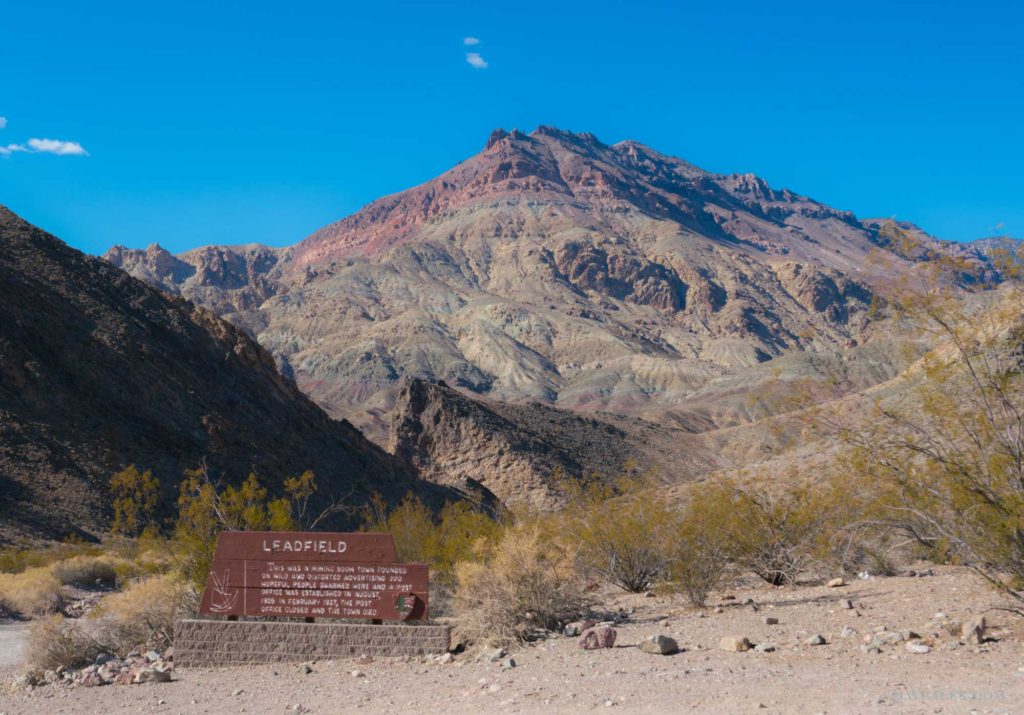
[484,128,509,149]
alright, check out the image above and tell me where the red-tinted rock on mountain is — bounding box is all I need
[104,127,999,440]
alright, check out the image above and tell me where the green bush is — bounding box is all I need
[173,468,298,589]
[110,465,159,536]
[361,495,504,588]
[686,477,842,586]
[562,475,679,592]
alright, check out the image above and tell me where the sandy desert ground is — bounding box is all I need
[2,565,1023,715]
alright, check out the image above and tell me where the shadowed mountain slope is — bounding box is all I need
[0,207,451,541]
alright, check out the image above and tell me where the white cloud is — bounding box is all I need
[0,118,90,157]
[465,52,488,69]
[26,138,88,156]
[0,137,88,157]
[463,36,480,45]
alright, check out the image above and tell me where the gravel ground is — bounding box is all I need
[0,625,29,670]
[2,566,1022,714]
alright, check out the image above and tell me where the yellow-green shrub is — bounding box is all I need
[687,477,842,586]
[453,520,588,647]
[563,475,679,592]
[110,465,159,536]
[665,495,733,606]
[174,468,297,589]
[361,495,504,588]
[0,542,102,575]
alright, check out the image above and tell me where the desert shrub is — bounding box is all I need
[664,494,733,606]
[834,290,1024,602]
[173,467,297,589]
[0,548,49,574]
[89,574,190,654]
[689,478,841,586]
[563,475,679,592]
[453,520,588,647]
[0,567,64,616]
[109,530,177,584]
[814,229,1024,606]
[433,501,504,586]
[362,494,437,564]
[27,615,103,672]
[0,542,103,575]
[51,556,119,588]
[110,465,160,536]
[361,495,504,588]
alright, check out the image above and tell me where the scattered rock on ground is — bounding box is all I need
[961,615,986,645]
[720,636,752,652]
[564,620,596,637]
[133,667,172,684]
[482,647,507,662]
[637,635,678,655]
[579,626,617,650]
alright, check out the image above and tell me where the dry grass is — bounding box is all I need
[26,615,103,671]
[26,573,192,670]
[0,567,65,617]
[51,556,119,588]
[0,543,102,575]
[88,573,191,654]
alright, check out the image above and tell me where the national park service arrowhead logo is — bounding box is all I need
[393,592,417,620]
[208,568,239,613]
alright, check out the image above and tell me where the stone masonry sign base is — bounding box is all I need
[174,619,452,667]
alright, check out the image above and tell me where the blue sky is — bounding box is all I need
[1,0,1021,255]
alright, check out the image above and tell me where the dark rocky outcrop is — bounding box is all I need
[388,378,716,510]
[0,207,447,541]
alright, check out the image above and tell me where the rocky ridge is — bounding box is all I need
[0,206,450,541]
[106,126,991,441]
[388,378,718,509]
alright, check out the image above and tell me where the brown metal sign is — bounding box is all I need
[198,531,428,621]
